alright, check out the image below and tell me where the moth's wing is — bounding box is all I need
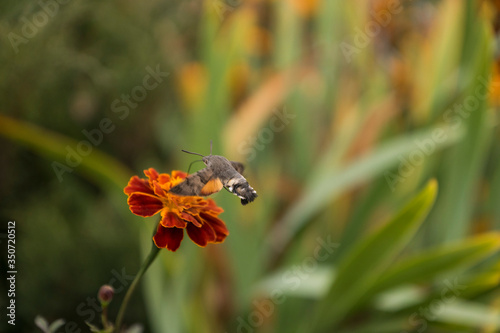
[169,167,223,197]
[199,178,224,196]
[230,161,245,174]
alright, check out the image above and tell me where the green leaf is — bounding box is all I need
[426,14,493,243]
[255,265,335,299]
[0,114,131,190]
[86,321,101,332]
[310,179,438,331]
[255,233,500,305]
[460,260,500,294]
[267,126,462,259]
[368,232,500,297]
[336,317,410,333]
[431,299,500,328]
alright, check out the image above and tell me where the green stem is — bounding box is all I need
[114,230,160,332]
[101,304,109,330]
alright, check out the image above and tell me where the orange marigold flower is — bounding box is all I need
[124,168,228,252]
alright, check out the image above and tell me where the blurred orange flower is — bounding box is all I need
[290,0,318,17]
[177,62,207,111]
[124,168,228,251]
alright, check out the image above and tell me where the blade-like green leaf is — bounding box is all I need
[255,234,500,304]
[254,265,335,299]
[368,233,500,297]
[427,14,493,243]
[267,126,462,260]
[0,114,131,190]
[433,299,500,328]
[310,179,438,331]
[336,317,410,333]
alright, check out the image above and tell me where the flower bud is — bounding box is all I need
[98,285,114,305]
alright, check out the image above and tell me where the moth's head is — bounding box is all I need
[182,141,214,166]
[202,154,223,167]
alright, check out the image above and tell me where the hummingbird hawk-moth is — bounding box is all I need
[169,143,258,205]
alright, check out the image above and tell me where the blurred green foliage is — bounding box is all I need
[2,0,500,332]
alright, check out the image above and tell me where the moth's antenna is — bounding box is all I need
[181,149,204,157]
[209,140,213,155]
[187,160,204,174]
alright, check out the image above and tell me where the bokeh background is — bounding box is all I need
[2,0,500,332]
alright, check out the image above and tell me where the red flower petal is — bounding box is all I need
[153,181,167,197]
[200,212,229,242]
[153,224,184,251]
[124,176,154,196]
[206,199,224,214]
[157,173,171,185]
[144,168,159,182]
[127,193,163,217]
[186,222,216,247]
[172,170,188,179]
[180,212,202,227]
[160,212,187,228]
[124,170,227,250]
